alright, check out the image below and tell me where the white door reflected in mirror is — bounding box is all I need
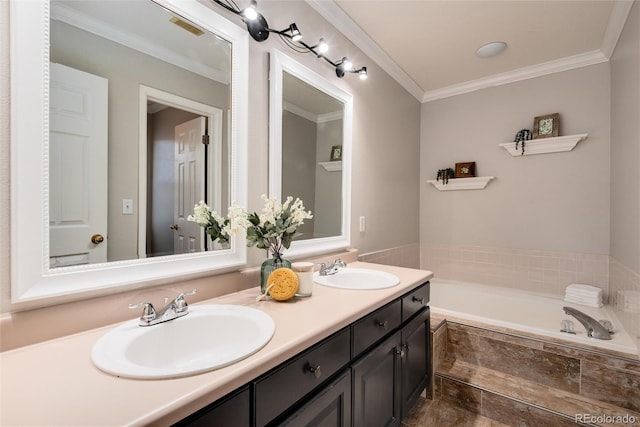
[49,63,108,267]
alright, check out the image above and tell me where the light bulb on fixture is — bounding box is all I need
[242,5,258,20]
[359,67,368,80]
[317,38,329,54]
[342,58,353,71]
[289,23,302,42]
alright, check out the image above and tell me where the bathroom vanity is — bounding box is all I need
[0,262,432,426]
[177,281,430,426]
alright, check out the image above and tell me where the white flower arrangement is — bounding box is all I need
[188,194,312,254]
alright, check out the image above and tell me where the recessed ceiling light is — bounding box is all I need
[476,41,507,58]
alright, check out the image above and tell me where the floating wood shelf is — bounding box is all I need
[427,176,495,191]
[499,133,588,156]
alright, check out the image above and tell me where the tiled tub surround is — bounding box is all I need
[424,316,640,427]
[421,244,609,298]
[421,243,640,354]
[359,243,422,269]
[0,262,432,426]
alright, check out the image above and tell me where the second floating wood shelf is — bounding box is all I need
[499,133,588,156]
[427,176,495,191]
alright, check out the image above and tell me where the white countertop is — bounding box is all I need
[0,262,432,426]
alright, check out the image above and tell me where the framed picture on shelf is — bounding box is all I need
[455,162,476,178]
[532,113,559,139]
[330,145,342,161]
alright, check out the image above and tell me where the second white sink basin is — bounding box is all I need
[92,304,275,379]
[314,268,400,290]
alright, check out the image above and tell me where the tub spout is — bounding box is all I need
[562,306,612,340]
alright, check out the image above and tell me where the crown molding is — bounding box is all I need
[305,0,424,102]
[600,0,635,59]
[306,0,633,104]
[283,101,342,123]
[422,50,608,102]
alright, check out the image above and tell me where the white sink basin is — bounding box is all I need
[92,304,275,379]
[313,268,400,290]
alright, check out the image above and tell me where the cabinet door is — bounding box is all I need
[173,386,250,427]
[352,331,402,427]
[401,308,430,419]
[281,369,352,427]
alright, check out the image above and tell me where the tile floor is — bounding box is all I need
[402,396,509,427]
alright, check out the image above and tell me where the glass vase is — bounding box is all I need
[260,252,291,294]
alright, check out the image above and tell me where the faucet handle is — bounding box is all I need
[175,289,197,313]
[129,302,156,324]
[333,258,346,267]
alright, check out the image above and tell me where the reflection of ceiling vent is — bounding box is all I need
[170,17,204,36]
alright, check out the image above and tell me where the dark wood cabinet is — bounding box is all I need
[177,281,430,427]
[352,330,402,427]
[401,308,430,416]
[281,369,352,427]
[254,328,351,426]
[173,386,250,427]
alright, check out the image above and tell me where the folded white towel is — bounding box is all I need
[566,284,603,296]
[565,295,602,304]
[564,296,603,308]
[566,290,602,300]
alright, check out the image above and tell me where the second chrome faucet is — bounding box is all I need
[562,306,613,340]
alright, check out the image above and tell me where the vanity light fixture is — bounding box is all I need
[210,0,367,79]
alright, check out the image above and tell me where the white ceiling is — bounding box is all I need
[307,0,635,102]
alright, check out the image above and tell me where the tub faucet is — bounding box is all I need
[129,289,197,327]
[562,306,612,340]
[319,258,347,276]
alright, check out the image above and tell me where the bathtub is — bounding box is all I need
[429,278,639,358]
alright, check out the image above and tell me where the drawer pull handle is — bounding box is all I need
[308,365,322,379]
[395,345,405,357]
[412,296,425,305]
[376,320,389,331]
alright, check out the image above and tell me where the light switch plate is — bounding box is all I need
[122,199,133,215]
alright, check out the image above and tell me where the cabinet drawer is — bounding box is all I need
[254,328,351,426]
[402,282,430,322]
[352,300,401,357]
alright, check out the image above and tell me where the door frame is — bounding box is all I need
[138,85,223,258]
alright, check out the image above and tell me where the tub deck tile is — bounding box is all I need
[446,324,581,393]
[437,358,640,426]
[581,360,640,413]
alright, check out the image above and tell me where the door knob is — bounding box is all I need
[91,234,105,244]
[170,224,179,230]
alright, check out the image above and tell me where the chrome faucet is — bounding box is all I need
[319,258,347,276]
[562,306,613,340]
[129,289,197,327]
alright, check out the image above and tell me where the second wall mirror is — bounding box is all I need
[269,49,353,257]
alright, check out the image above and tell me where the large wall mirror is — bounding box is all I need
[269,50,352,257]
[10,0,249,308]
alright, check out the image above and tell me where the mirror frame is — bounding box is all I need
[10,0,249,309]
[268,49,352,257]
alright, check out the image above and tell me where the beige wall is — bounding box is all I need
[420,63,611,256]
[610,2,640,275]
[0,1,421,328]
